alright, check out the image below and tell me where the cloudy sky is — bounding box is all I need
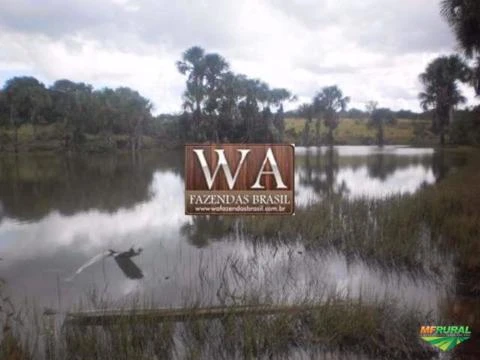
[0,0,477,114]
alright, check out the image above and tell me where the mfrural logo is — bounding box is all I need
[185,144,294,215]
[420,325,471,351]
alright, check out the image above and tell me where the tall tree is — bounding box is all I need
[112,87,152,152]
[203,53,229,141]
[441,0,480,93]
[176,47,207,139]
[177,47,229,141]
[0,90,9,150]
[26,79,50,139]
[3,77,50,149]
[49,80,94,149]
[3,78,37,150]
[366,103,395,147]
[298,103,314,146]
[239,79,262,141]
[204,53,229,113]
[176,46,206,114]
[93,88,117,145]
[270,88,292,141]
[313,86,350,146]
[365,101,378,115]
[418,55,470,145]
[217,72,246,141]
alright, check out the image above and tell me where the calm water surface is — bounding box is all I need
[0,146,466,315]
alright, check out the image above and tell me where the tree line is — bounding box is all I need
[0,0,479,151]
[0,78,153,152]
[173,48,427,147]
[0,68,432,151]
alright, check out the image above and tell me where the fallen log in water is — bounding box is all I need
[41,302,440,360]
[63,303,329,326]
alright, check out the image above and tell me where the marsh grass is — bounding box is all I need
[0,249,440,360]
[39,296,435,360]
[236,195,440,274]
[238,148,480,275]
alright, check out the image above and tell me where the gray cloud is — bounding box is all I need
[300,63,361,75]
[0,0,456,55]
[0,0,247,53]
[0,0,475,112]
[0,0,457,59]
[270,0,455,54]
[0,0,119,38]
[348,1,455,54]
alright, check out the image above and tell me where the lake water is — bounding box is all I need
[0,146,466,316]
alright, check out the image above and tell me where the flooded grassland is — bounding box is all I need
[0,146,478,359]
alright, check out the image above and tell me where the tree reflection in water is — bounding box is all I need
[0,150,184,221]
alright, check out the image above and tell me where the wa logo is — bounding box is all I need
[185,144,294,215]
[420,325,471,351]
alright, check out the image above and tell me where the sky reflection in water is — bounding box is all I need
[0,146,456,314]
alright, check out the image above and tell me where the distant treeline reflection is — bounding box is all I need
[0,151,183,221]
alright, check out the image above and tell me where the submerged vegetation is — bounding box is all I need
[57,298,435,360]
[183,147,478,277]
[0,256,441,360]
[0,147,478,359]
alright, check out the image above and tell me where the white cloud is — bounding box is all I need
[0,0,478,114]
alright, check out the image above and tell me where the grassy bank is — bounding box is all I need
[0,124,163,153]
[0,117,437,153]
[284,117,437,146]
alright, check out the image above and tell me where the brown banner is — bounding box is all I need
[185,144,295,215]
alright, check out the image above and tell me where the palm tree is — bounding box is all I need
[203,53,229,141]
[441,0,480,93]
[240,78,269,141]
[441,0,480,57]
[368,107,395,146]
[269,88,292,141]
[177,46,207,135]
[204,53,229,109]
[177,47,230,140]
[217,72,246,141]
[313,86,350,146]
[298,103,314,146]
[418,55,470,145]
